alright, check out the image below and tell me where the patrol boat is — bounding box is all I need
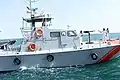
[0,0,120,71]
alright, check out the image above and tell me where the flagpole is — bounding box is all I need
[30,0,32,17]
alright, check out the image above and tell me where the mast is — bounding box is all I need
[25,0,38,29]
[21,0,39,40]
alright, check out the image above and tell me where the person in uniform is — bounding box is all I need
[98,28,107,43]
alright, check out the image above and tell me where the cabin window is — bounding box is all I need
[50,32,60,37]
[61,31,66,36]
[67,31,77,37]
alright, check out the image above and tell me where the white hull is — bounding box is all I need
[0,45,120,71]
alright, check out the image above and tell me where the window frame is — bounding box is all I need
[61,31,66,36]
[67,30,77,37]
[50,32,60,37]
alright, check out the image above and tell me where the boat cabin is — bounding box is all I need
[21,13,81,51]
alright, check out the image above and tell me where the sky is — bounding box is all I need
[0,0,120,39]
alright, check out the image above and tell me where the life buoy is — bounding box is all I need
[91,53,98,60]
[13,58,21,65]
[36,28,43,37]
[47,55,54,62]
[28,43,37,52]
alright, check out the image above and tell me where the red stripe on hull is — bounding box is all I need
[99,45,120,63]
